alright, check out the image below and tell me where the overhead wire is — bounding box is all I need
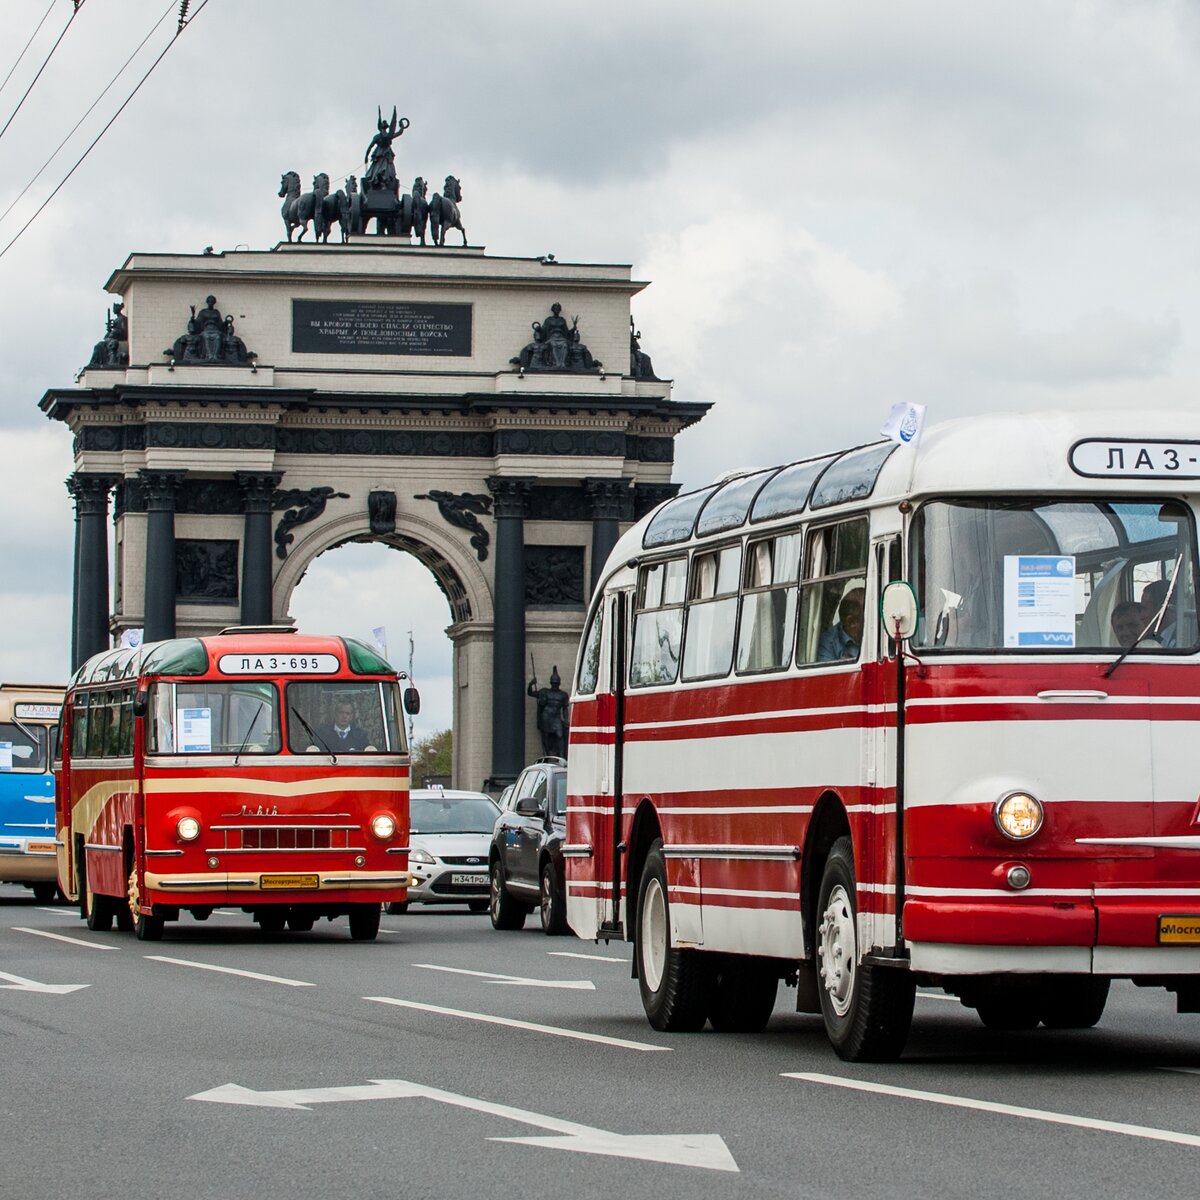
[0,0,213,264]
[0,1,178,230]
[0,0,87,147]
[0,0,58,105]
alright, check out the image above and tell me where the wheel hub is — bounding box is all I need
[641,877,667,993]
[818,883,856,1017]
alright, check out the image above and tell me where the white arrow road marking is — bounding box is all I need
[412,963,595,990]
[548,951,627,963]
[144,956,314,987]
[0,970,89,994]
[365,996,666,1051]
[188,1078,737,1172]
[787,1073,1200,1149]
[14,927,118,950]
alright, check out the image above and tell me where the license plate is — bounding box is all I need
[450,872,486,887]
[25,841,55,854]
[260,873,319,891]
[1158,915,1200,943]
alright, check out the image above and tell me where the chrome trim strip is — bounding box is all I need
[211,823,359,832]
[1077,836,1200,849]
[155,879,256,890]
[83,842,121,853]
[385,846,411,854]
[202,846,367,855]
[144,849,184,857]
[663,844,801,860]
[320,875,411,886]
[560,844,594,858]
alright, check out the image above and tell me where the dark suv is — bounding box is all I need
[488,756,570,935]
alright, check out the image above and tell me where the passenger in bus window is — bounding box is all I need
[817,588,865,661]
[1110,600,1149,649]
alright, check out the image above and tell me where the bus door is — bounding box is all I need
[594,588,630,937]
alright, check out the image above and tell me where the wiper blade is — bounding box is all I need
[290,706,336,763]
[233,704,263,766]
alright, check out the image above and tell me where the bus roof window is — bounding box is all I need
[751,455,837,523]
[341,638,395,675]
[810,442,897,510]
[644,487,717,548]
[696,469,776,537]
[141,639,208,678]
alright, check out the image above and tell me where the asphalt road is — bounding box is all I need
[4,885,1200,1199]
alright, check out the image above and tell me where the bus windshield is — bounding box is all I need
[148,681,280,755]
[913,497,1198,652]
[0,722,48,771]
[285,681,403,755]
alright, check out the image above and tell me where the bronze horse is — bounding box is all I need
[428,175,466,247]
[279,171,324,242]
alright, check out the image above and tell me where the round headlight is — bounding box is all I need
[176,816,201,842]
[994,792,1043,840]
[371,813,396,840]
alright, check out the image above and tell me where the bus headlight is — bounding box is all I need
[176,816,201,842]
[994,792,1043,840]
[370,814,396,840]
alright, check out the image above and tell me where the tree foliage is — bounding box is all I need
[411,728,452,786]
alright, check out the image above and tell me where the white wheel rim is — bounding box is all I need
[541,872,552,925]
[818,882,856,1017]
[641,876,668,993]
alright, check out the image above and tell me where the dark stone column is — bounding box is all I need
[584,478,631,595]
[486,476,533,788]
[67,473,117,670]
[140,469,185,643]
[235,471,282,626]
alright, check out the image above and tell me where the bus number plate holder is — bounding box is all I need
[1158,915,1200,943]
[261,873,319,891]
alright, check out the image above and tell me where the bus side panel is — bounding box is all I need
[565,692,612,939]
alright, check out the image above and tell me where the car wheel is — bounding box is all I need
[540,861,569,935]
[348,903,381,941]
[635,839,711,1031]
[707,956,779,1032]
[816,836,913,1061]
[489,858,527,930]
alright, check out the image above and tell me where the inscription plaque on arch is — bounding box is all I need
[292,299,472,356]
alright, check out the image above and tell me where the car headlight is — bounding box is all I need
[370,813,397,840]
[994,792,1043,840]
[176,816,201,842]
[409,848,435,865]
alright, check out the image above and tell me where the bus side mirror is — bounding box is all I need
[132,690,149,718]
[881,581,919,641]
[403,687,420,716]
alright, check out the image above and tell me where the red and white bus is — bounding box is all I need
[57,630,417,941]
[566,410,1200,1059]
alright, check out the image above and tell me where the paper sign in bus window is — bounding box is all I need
[177,708,212,753]
[1004,555,1076,647]
[0,742,11,771]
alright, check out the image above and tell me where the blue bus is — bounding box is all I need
[0,684,65,903]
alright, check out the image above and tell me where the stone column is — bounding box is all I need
[486,476,533,788]
[139,469,185,643]
[584,478,631,595]
[235,471,282,627]
[67,473,116,670]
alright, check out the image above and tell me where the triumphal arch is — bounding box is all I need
[42,188,707,787]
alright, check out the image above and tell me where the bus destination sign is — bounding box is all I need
[217,653,341,676]
[292,299,472,357]
[14,703,62,720]
[1069,439,1200,480]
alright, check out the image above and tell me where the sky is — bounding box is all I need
[3,0,1200,739]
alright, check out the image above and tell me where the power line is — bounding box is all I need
[0,1,177,230]
[0,0,58,104]
[0,0,213,264]
[0,0,87,147]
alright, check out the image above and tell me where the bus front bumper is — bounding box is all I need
[144,869,413,895]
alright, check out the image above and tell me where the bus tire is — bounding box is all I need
[1041,978,1110,1029]
[32,881,57,904]
[816,836,914,1062]
[287,909,315,932]
[86,888,113,932]
[540,861,569,935]
[348,903,381,941]
[636,840,711,1032]
[489,859,527,930]
[707,957,779,1033]
[127,866,163,941]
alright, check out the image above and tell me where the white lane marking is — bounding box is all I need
[915,991,959,1003]
[0,969,89,994]
[412,963,595,990]
[145,955,314,987]
[365,996,667,1052]
[786,1073,1200,1148]
[548,951,627,963]
[35,907,77,917]
[188,1077,736,1171]
[13,926,118,951]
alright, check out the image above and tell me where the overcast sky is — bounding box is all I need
[3,0,1200,739]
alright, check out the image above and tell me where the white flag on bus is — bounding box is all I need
[881,401,927,447]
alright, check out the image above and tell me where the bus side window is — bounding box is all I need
[736,530,801,673]
[682,543,741,681]
[875,536,902,658]
[630,557,686,687]
[797,517,869,665]
[116,689,134,757]
[577,604,604,695]
[86,692,109,759]
[70,695,88,759]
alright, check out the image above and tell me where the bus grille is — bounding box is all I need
[210,824,361,852]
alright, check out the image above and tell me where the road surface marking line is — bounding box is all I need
[145,955,314,987]
[548,951,627,963]
[35,907,77,917]
[786,1073,1200,1148]
[915,991,959,1003]
[411,963,595,990]
[365,996,668,1051]
[14,926,117,950]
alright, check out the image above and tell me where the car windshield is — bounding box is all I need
[0,722,47,772]
[410,796,500,833]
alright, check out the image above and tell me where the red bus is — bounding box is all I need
[56,630,417,941]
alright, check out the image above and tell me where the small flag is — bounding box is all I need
[371,626,388,658]
[881,401,927,447]
[118,628,144,649]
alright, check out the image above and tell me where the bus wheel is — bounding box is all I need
[258,909,287,934]
[636,839,711,1032]
[707,957,779,1033]
[32,881,57,904]
[540,862,569,936]
[1041,979,1110,1029]
[816,836,914,1062]
[489,859,527,930]
[348,903,381,941]
[85,887,113,932]
[287,909,315,933]
[127,866,163,942]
